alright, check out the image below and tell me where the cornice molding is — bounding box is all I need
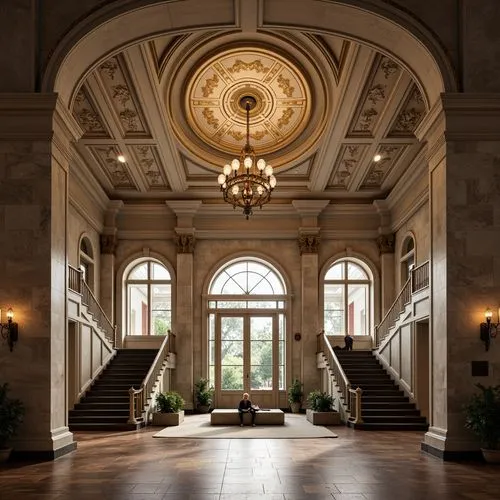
[390,186,429,233]
[70,149,109,212]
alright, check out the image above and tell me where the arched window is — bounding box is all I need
[324,259,372,336]
[125,259,172,335]
[79,237,94,291]
[400,236,415,284]
[207,258,287,403]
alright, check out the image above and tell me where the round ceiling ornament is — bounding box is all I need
[185,46,312,157]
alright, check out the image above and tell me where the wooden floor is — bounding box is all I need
[0,425,498,499]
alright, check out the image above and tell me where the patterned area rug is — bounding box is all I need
[152,413,338,439]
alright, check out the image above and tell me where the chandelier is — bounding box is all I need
[217,96,277,219]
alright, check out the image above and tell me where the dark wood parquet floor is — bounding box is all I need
[0,425,498,500]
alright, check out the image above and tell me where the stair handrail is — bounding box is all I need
[375,277,411,347]
[374,260,430,347]
[128,331,176,424]
[68,265,117,346]
[317,330,354,415]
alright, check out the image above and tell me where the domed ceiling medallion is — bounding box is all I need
[185,47,312,158]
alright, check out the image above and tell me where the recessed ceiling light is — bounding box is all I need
[117,155,126,163]
[373,154,382,162]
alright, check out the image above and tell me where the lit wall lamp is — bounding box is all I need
[480,307,498,351]
[0,308,18,352]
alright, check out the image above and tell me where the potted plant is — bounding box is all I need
[287,378,303,413]
[194,378,214,413]
[306,389,341,426]
[463,384,500,463]
[151,390,185,426]
[0,383,25,462]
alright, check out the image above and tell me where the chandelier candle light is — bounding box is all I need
[217,96,277,219]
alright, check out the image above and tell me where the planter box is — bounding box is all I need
[151,410,185,426]
[306,409,341,426]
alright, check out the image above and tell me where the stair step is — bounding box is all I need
[81,396,129,404]
[349,422,429,431]
[362,409,421,416]
[362,402,416,409]
[69,348,158,431]
[69,422,143,431]
[69,409,129,417]
[74,402,130,410]
[361,415,427,423]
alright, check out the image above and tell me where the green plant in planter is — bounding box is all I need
[287,379,303,404]
[463,383,500,450]
[194,378,214,411]
[307,390,335,412]
[287,378,303,413]
[0,383,25,450]
[156,391,184,413]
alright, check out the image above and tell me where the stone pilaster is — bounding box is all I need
[293,201,329,395]
[0,94,82,458]
[99,201,123,329]
[416,94,500,459]
[376,229,396,316]
[166,201,201,408]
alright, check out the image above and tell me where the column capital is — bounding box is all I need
[298,232,320,255]
[100,233,118,255]
[174,232,195,254]
[376,233,395,254]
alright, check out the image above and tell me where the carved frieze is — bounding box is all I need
[359,144,405,190]
[131,145,168,189]
[90,146,136,189]
[377,233,395,254]
[97,55,149,137]
[388,84,426,137]
[328,144,368,189]
[175,234,195,254]
[298,235,320,254]
[348,54,402,137]
[100,234,118,255]
[72,87,107,136]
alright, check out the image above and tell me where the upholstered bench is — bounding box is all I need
[210,408,285,425]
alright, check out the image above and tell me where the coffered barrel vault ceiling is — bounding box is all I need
[71,29,427,203]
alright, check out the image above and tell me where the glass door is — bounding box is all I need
[216,313,278,408]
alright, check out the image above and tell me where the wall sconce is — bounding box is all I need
[480,307,498,351]
[0,308,19,352]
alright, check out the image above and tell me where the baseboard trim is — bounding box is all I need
[11,441,77,462]
[421,442,483,461]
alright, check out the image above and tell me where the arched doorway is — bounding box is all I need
[207,257,288,408]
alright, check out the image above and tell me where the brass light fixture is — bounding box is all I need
[0,308,19,352]
[217,96,277,219]
[480,307,498,351]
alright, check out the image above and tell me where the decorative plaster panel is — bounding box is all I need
[184,47,312,156]
[328,144,368,189]
[348,55,402,137]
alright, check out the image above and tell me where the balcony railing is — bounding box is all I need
[128,331,176,424]
[68,265,116,345]
[375,260,430,347]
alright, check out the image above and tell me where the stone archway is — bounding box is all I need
[45,0,454,108]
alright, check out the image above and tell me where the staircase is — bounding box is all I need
[69,349,158,431]
[335,350,428,431]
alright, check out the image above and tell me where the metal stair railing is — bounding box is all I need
[317,330,363,424]
[128,330,176,424]
[375,260,430,347]
[68,265,117,346]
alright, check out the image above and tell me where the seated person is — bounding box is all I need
[238,392,256,426]
[344,333,354,351]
